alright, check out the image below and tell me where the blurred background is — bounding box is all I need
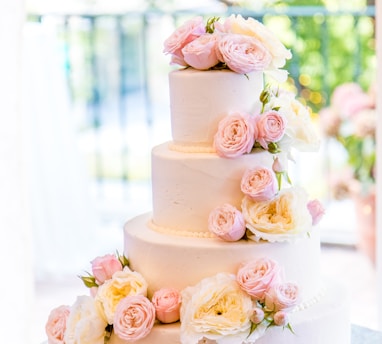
[9,0,380,342]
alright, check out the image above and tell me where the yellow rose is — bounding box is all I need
[180,273,253,344]
[95,267,148,324]
[242,187,312,242]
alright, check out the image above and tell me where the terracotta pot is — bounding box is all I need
[353,192,376,264]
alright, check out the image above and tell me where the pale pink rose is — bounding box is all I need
[216,33,272,74]
[152,288,181,323]
[223,14,292,70]
[273,310,289,326]
[353,109,376,138]
[240,167,278,202]
[163,16,206,67]
[272,156,285,174]
[113,295,156,341]
[214,112,256,158]
[250,307,265,324]
[255,110,286,149]
[236,258,282,301]
[91,253,123,285]
[307,199,325,226]
[182,33,219,70]
[331,82,373,118]
[265,282,300,312]
[45,305,70,344]
[208,203,246,241]
[319,107,341,137]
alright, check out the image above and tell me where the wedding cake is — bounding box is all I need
[45,15,351,344]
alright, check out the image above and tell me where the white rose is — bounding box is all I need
[64,295,107,344]
[180,273,253,344]
[95,267,148,324]
[242,187,312,242]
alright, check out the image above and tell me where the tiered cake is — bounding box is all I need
[45,14,350,344]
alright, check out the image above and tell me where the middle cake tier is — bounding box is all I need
[124,212,322,303]
[152,142,285,236]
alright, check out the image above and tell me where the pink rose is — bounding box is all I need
[307,199,325,226]
[236,258,282,301]
[240,167,278,201]
[113,295,156,341]
[331,82,373,118]
[163,16,206,67]
[208,203,246,241]
[45,305,70,344]
[214,112,256,158]
[216,33,272,74]
[91,254,123,285]
[250,307,265,324]
[273,310,289,326]
[264,282,300,312]
[255,111,286,149]
[152,288,181,323]
[182,33,219,70]
[319,107,341,137]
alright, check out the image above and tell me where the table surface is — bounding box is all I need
[352,325,382,343]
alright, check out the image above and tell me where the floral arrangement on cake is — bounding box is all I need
[163,14,292,81]
[207,85,324,243]
[45,253,301,344]
[319,82,376,199]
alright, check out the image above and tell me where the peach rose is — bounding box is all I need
[208,203,246,241]
[216,33,271,74]
[45,305,70,344]
[152,288,181,323]
[307,199,325,226]
[91,254,123,285]
[240,167,278,202]
[273,310,289,326]
[182,33,219,70]
[163,16,206,66]
[214,112,256,158]
[113,295,156,342]
[264,282,300,312]
[255,110,286,149]
[236,258,282,301]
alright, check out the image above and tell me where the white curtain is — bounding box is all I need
[0,1,34,343]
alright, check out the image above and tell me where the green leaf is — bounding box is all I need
[206,17,220,33]
[78,273,98,288]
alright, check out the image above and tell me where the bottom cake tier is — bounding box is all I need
[109,282,350,344]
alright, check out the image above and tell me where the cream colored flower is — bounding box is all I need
[242,187,312,242]
[180,273,253,344]
[64,295,107,344]
[95,267,148,324]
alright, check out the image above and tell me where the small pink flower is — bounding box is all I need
[208,203,246,241]
[216,33,272,74]
[182,33,219,70]
[272,156,285,173]
[307,199,325,226]
[152,288,181,324]
[255,110,286,149]
[91,254,123,285]
[113,295,156,342]
[45,305,70,344]
[273,310,289,326]
[214,112,256,158]
[240,167,278,201]
[163,16,206,67]
[236,258,282,301]
[265,282,300,312]
[250,307,265,324]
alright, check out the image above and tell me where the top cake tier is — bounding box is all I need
[169,68,263,149]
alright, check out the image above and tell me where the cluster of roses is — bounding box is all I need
[181,257,299,344]
[46,253,299,344]
[45,253,181,344]
[163,14,291,81]
[208,163,325,243]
